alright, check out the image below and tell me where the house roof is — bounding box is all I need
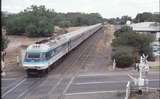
[129,22,160,32]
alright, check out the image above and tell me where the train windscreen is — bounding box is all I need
[27,53,41,59]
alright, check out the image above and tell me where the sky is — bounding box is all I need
[2,0,159,18]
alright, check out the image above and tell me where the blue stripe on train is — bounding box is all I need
[23,61,48,65]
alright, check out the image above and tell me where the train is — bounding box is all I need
[22,23,103,76]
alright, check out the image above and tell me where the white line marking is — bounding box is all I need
[148,79,160,82]
[16,78,45,99]
[2,77,26,92]
[63,76,76,94]
[72,79,159,85]
[2,78,19,80]
[65,86,160,96]
[65,90,125,95]
[48,77,64,95]
[2,78,26,97]
[78,73,128,77]
[147,87,160,90]
[16,82,35,99]
[73,81,127,85]
[2,80,21,93]
[16,78,43,99]
[79,71,160,77]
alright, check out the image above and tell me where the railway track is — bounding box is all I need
[44,27,104,98]
[2,27,105,99]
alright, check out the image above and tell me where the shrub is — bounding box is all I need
[112,26,154,62]
[112,46,134,68]
[114,26,133,37]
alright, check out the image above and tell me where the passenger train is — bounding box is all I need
[22,23,103,76]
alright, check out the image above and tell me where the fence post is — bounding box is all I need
[125,81,131,99]
[1,60,6,77]
[113,59,116,70]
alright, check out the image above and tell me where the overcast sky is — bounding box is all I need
[2,0,159,18]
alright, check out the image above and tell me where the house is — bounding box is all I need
[129,22,160,57]
[129,22,160,41]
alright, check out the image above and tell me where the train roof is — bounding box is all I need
[26,23,102,53]
[65,23,102,39]
[26,44,50,52]
[26,34,69,53]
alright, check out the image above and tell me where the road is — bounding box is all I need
[65,73,160,94]
[2,72,160,99]
[64,72,160,99]
[2,25,160,99]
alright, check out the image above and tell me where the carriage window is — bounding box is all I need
[46,50,54,60]
[55,46,62,53]
[62,43,68,49]
[46,52,51,60]
[27,53,40,59]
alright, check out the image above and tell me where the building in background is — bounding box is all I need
[129,22,160,57]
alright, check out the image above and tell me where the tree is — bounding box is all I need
[114,26,133,37]
[1,12,7,27]
[134,12,159,23]
[120,16,132,24]
[107,18,117,24]
[107,16,132,25]
[5,5,104,37]
[53,13,65,25]
[23,5,55,37]
[58,21,71,28]
[6,14,27,35]
[6,5,55,37]
[153,13,160,22]
[112,26,154,49]
[25,23,37,37]
[112,30,154,55]
[55,12,103,26]
[112,26,155,67]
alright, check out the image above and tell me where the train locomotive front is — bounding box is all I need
[23,44,52,74]
[22,33,70,76]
